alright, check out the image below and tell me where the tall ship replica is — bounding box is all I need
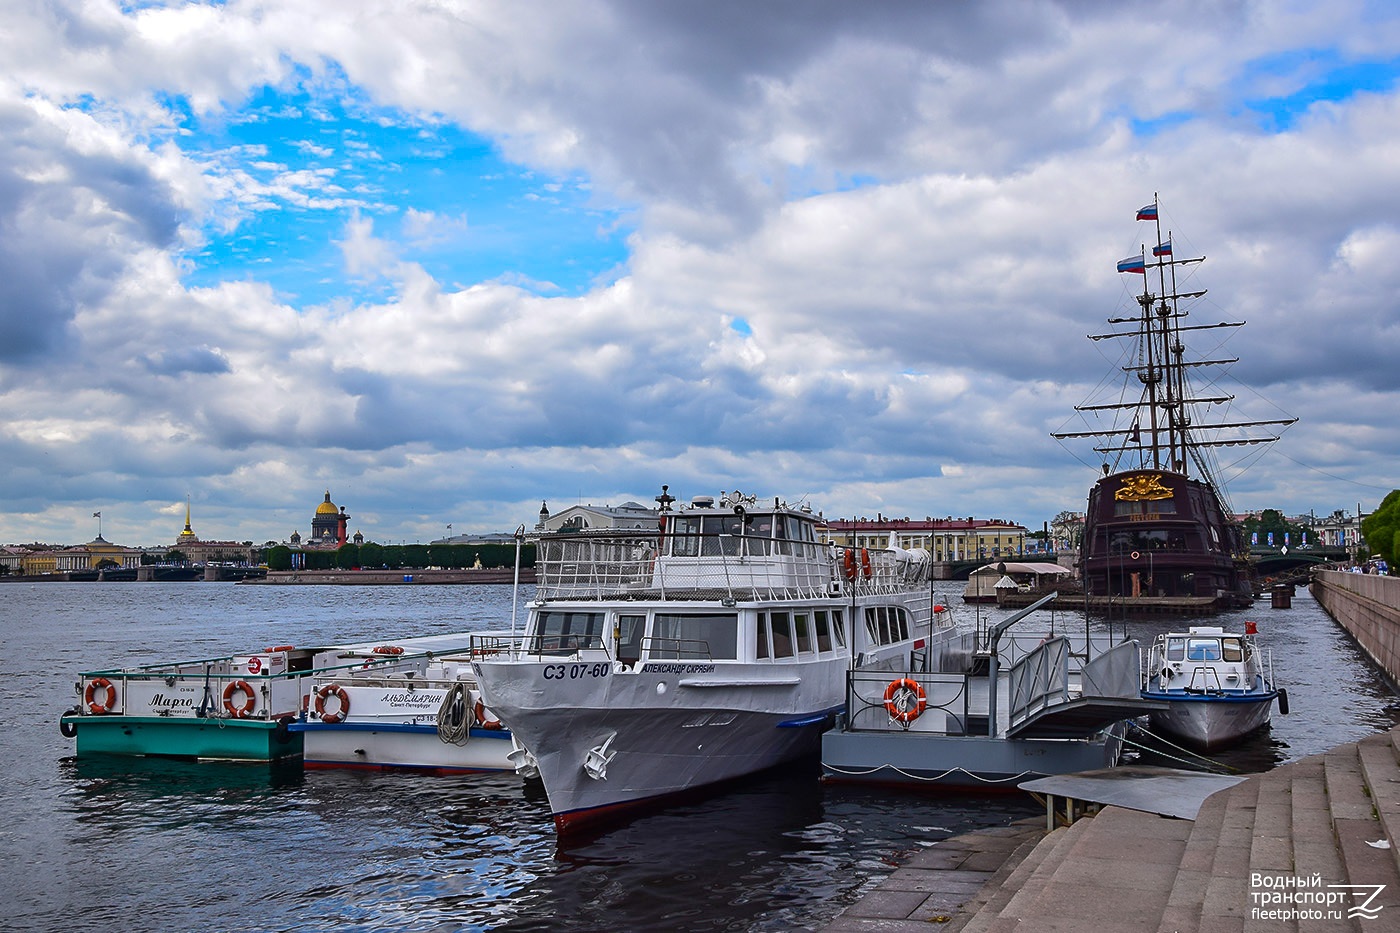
[1052,197,1294,614]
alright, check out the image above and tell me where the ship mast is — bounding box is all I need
[1052,194,1295,488]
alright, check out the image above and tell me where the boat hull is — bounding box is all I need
[62,713,302,761]
[821,726,1126,790]
[1143,692,1275,750]
[473,656,846,832]
[295,721,515,773]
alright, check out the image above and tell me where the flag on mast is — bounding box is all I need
[1136,203,1158,221]
[1116,254,1146,274]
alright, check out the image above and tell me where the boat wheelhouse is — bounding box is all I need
[1052,196,1295,615]
[471,488,953,834]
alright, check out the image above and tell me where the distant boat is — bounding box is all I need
[1141,622,1287,750]
[962,561,1074,605]
[1052,196,1295,615]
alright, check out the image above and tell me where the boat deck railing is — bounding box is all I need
[533,530,922,602]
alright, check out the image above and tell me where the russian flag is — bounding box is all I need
[1136,203,1158,221]
[1153,240,1172,257]
[1117,254,1146,274]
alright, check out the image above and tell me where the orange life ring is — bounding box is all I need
[883,678,927,723]
[315,684,350,724]
[373,645,404,655]
[473,699,503,730]
[860,548,872,579]
[84,677,118,714]
[843,550,857,581]
[1130,550,1141,560]
[223,680,257,718]
[266,645,295,652]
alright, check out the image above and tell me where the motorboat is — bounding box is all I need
[470,488,954,834]
[1141,622,1287,750]
[294,644,517,774]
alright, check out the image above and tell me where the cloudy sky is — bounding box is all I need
[3,0,1398,548]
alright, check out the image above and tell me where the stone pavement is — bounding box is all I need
[821,725,1400,932]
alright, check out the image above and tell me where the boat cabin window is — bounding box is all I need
[536,611,607,654]
[1186,638,1221,662]
[616,614,644,667]
[1221,638,1244,662]
[829,610,846,647]
[1165,638,1185,661]
[756,613,771,659]
[814,611,833,652]
[864,606,909,646]
[669,516,702,557]
[768,611,795,658]
[651,612,737,660]
[793,612,813,654]
[1113,500,1177,517]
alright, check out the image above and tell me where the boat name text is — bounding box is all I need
[644,663,717,674]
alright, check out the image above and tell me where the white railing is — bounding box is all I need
[534,531,917,602]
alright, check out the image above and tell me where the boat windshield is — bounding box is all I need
[1186,637,1222,661]
[1221,638,1244,662]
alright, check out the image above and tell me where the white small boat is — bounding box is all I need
[294,644,517,774]
[1141,623,1287,750]
[472,488,956,835]
[962,562,1073,605]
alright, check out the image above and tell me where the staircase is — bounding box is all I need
[821,726,1400,931]
[958,728,1400,932]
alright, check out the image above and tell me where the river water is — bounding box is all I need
[2,580,1396,932]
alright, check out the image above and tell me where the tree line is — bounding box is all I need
[262,542,536,572]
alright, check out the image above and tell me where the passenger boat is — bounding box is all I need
[470,488,955,834]
[1141,622,1287,750]
[294,644,517,774]
[1051,196,1295,615]
[57,635,485,762]
[822,594,1162,789]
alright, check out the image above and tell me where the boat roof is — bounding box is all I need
[969,562,1072,577]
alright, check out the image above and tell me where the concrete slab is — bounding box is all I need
[1019,765,1247,820]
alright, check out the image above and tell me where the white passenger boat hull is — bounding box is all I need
[1143,691,1275,750]
[475,654,849,830]
[298,721,515,773]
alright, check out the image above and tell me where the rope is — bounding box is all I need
[436,683,470,746]
[822,762,1037,785]
[1122,724,1238,774]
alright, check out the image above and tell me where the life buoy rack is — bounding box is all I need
[373,645,405,655]
[843,549,857,581]
[315,684,350,724]
[883,678,927,723]
[223,680,258,718]
[473,699,503,730]
[860,548,872,579]
[84,677,118,714]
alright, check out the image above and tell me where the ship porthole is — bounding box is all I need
[656,683,667,696]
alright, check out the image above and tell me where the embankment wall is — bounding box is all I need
[1311,569,1400,686]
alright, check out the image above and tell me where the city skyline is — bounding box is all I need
[2,3,1398,547]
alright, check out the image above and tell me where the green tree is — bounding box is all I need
[165,548,188,564]
[335,543,360,569]
[359,541,385,568]
[1242,510,1304,548]
[265,546,293,571]
[402,544,430,568]
[1360,490,1400,568]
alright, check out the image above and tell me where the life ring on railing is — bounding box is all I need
[860,548,872,579]
[843,549,857,581]
[315,684,350,724]
[883,678,927,723]
[266,644,295,653]
[1130,550,1141,560]
[373,645,404,655]
[84,677,118,714]
[473,699,503,730]
[223,680,258,718]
